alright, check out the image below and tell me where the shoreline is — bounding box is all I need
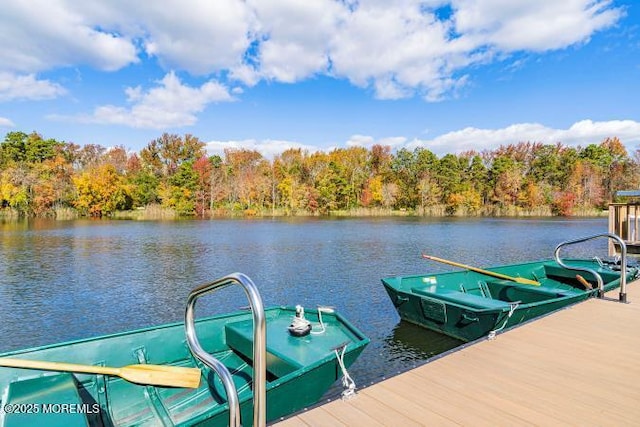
[1,206,608,221]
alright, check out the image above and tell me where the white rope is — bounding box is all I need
[311,307,335,335]
[310,309,326,335]
[335,345,356,400]
[488,302,519,340]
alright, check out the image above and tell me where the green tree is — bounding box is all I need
[127,170,160,207]
[0,131,28,165]
[465,154,489,202]
[435,154,464,200]
[530,144,564,187]
[160,161,199,214]
[390,148,419,208]
[417,173,442,212]
[25,132,61,163]
[316,161,348,212]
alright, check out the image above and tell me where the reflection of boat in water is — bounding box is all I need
[383,234,638,342]
[0,273,369,427]
[383,321,463,364]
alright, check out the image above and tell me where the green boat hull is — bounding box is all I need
[382,259,637,342]
[0,307,368,426]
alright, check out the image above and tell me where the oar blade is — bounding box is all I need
[119,365,202,389]
[0,358,202,389]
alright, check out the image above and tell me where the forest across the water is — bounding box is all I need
[0,131,636,218]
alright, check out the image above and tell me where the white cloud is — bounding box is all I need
[0,117,15,127]
[346,134,407,148]
[0,73,67,101]
[330,3,468,100]
[206,138,322,159]
[328,0,620,100]
[346,134,375,147]
[452,0,623,52]
[0,1,623,101]
[135,0,255,74]
[229,65,261,87]
[562,120,640,146]
[407,119,640,155]
[49,72,234,128]
[0,1,138,73]
[206,119,640,160]
[248,0,344,82]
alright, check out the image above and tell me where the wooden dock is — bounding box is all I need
[275,282,640,426]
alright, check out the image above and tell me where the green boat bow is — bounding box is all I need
[383,258,637,342]
[383,234,638,343]
[0,273,369,427]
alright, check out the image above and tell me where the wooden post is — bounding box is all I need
[608,204,615,256]
[633,205,640,243]
[624,204,629,240]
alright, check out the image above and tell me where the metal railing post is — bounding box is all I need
[185,272,267,427]
[554,233,627,302]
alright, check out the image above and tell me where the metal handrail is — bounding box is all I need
[554,233,627,302]
[185,272,267,427]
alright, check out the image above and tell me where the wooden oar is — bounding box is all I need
[422,254,541,286]
[0,358,201,388]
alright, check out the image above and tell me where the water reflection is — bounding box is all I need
[385,321,463,364]
[0,216,609,394]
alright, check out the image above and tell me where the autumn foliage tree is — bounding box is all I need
[2,131,640,218]
[73,164,130,216]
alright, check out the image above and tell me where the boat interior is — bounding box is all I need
[0,307,362,427]
[403,260,623,311]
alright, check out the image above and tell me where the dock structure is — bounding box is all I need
[275,282,640,426]
[609,199,640,255]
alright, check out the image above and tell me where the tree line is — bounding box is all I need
[0,131,637,218]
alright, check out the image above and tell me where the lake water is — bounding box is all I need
[0,217,610,395]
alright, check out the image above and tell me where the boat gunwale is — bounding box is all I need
[0,306,369,359]
[382,258,630,296]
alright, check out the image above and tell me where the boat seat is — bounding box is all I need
[412,288,511,310]
[225,320,303,378]
[225,311,353,379]
[486,280,573,300]
[3,373,90,427]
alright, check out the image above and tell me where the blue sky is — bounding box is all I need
[1,0,639,158]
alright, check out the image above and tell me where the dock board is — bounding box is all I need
[275,282,640,426]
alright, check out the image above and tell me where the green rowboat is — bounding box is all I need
[0,273,369,427]
[382,234,638,343]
